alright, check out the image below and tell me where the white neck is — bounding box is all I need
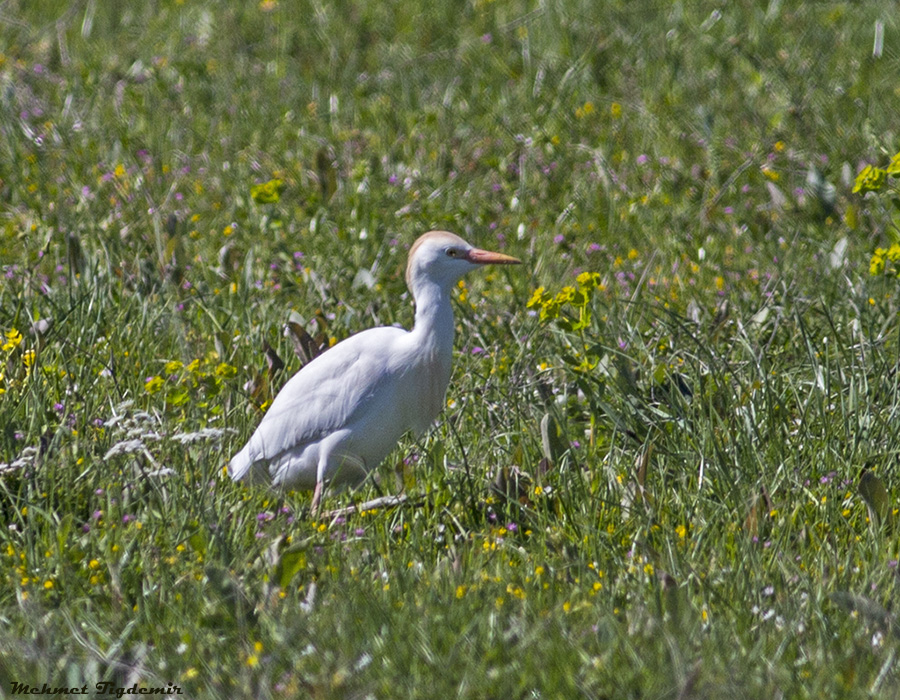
[409,278,455,355]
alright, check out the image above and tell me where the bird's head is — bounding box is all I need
[405,231,521,293]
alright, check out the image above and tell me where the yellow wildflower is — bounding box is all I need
[164,360,183,374]
[576,271,601,289]
[886,152,900,176]
[853,165,887,194]
[2,329,23,351]
[554,286,576,306]
[887,243,900,262]
[250,178,285,204]
[539,300,560,321]
[871,248,886,275]
[869,245,900,276]
[507,584,526,599]
[527,287,547,309]
[215,362,237,378]
[575,101,595,119]
[761,166,779,181]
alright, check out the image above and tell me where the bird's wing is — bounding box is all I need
[229,327,409,480]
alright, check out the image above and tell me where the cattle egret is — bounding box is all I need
[229,231,521,512]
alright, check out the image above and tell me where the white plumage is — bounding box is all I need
[229,231,521,512]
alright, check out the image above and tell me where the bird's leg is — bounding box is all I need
[310,480,324,518]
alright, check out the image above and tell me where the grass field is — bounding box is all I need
[2,1,900,697]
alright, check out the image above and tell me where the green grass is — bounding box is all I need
[2,0,900,697]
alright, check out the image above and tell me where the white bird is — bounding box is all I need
[229,231,521,513]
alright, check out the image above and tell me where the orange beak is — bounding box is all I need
[465,248,522,265]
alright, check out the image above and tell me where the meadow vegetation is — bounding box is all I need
[2,1,900,697]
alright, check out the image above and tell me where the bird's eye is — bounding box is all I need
[446,248,459,258]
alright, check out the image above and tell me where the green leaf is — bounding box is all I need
[167,388,190,407]
[274,544,309,590]
[858,470,892,531]
[57,514,73,557]
[188,532,207,556]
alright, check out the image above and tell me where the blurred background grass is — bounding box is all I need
[2,1,900,697]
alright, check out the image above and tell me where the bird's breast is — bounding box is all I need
[404,348,453,435]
